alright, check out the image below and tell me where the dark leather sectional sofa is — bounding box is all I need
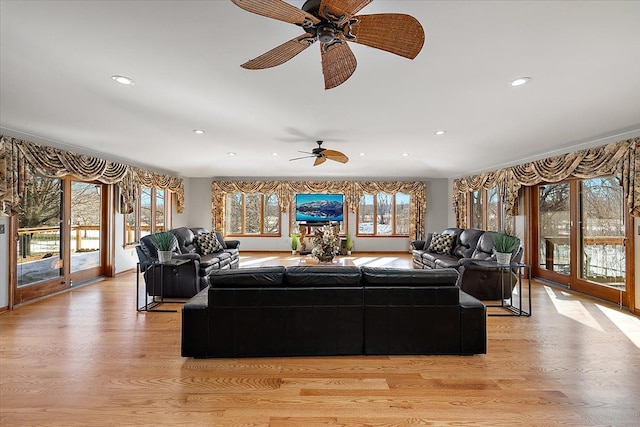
[181,265,487,358]
[412,228,523,299]
[136,227,240,298]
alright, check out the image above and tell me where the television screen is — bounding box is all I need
[295,194,344,222]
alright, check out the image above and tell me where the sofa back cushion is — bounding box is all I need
[285,266,362,287]
[471,231,499,260]
[209,266,285,287]
[452,229,484,258]
[361,266,459,286]
[173,227,198,254]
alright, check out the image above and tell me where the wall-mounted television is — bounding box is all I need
[295,193,344,223]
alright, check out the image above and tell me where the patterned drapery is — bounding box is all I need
[0,135,184,215]
[453,138,640,230]
[211,180,427,241]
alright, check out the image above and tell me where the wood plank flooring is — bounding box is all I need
[1,252,639,426]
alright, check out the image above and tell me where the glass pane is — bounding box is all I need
[264,193,280,234]
[225,193,243,234]
[244,194,261,234]
[470,190,483,229]
[538,183,570,275]
[70,181,101,273]
[140,187,152,238]
[17,176,63,287]
[579,177,625,290]
[155,189,165,232]
[358,195,374,235]
[487,187,499,231]
[376,193,392,235]
[395,193,410,235]
[124,198,137,245]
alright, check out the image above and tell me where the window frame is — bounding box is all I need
[466,187,505,231]
[123,186,172,248]
[356,192,411,237]
[225,192,281,237]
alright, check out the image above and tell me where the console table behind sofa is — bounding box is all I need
[181,266,486,358]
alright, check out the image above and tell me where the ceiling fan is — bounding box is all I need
[231,0,425,89]
[289,140,349,166]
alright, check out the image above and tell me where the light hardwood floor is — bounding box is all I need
[1,252,639,426]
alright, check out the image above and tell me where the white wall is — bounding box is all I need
[175,178,213,229]
[0,214,9,308]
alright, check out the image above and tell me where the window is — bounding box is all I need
[467,187,503,231]
[123,186,171,246]
[225,192,280,236]
[357,192,410,236]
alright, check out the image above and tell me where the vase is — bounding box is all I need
[316,254,334,263]
[496,252,511,266]
[158,250,173,264]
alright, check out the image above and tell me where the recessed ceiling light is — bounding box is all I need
[509,77,531,87]
[193,129,205,134]
[402,153,410,157]
[272,152,279,156]
[358,152,366,156]
[227,152,236,156]
[111,75,135,85]
[435,130,446,135]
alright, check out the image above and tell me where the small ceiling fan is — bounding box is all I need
[289,140,349,166]
[230,0,425,89]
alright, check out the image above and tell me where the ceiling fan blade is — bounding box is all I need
[241,33,316,69]
[314,156,327,166]
[319,0,372,21]
[349,14,425,59]
[289,155,316,161]
[322,149,349,163]
[231,0,320,26]
[320,37,357,90]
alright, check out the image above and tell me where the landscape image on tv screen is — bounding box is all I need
[295,194,344,222]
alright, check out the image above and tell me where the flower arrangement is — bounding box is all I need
[311,225,340,261]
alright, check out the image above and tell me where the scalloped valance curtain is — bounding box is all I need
[452,138,640,231]
[0,135,184,215]
[211,180,427,240]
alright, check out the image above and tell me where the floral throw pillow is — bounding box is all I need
[427,233,455,255]
[196,231,223,255]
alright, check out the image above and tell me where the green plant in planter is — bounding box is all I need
[152,231,176,252]
[290,233,299,251]
[493,230,518,253]
[345,233,353,252]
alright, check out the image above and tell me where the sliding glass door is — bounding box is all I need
[533,177,629,305]
[15,176,107,304]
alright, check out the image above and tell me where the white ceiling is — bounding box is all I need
[1,0,639,179]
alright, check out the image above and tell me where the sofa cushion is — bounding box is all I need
[452,229,484,259]
[471,231,499,260]
[285,266,362,287]
[173,227,198,254]
[209,266,285,287]
[361,266,459,286]
[427,233,455,255]
[197,231,224,255]
[214,231,228,249]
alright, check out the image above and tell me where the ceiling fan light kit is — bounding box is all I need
[231,0,425,89]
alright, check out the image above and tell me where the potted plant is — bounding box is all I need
[290,233,299,255]
[153,231,175,264]
[493,230,518,265]
[345,233,353,255]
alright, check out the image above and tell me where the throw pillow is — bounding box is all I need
[196,231,223,255]
[427,233,455,255]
